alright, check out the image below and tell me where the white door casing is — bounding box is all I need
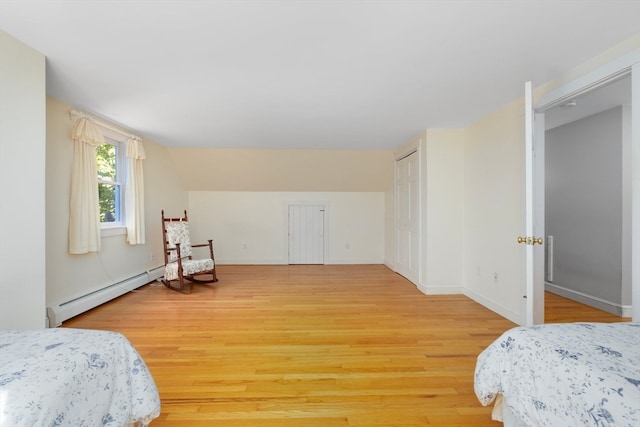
[633,62,640,322]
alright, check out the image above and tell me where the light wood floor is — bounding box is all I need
[63,265,628,426]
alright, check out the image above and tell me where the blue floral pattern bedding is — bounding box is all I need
[474,322,640,427]
[0,328,161,426]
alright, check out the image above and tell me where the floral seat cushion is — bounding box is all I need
[164,258,214,281]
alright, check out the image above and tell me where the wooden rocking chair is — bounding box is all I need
[161,210,218,292]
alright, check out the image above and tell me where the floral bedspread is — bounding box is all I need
[474,322,640,427]
[0,328,160,427]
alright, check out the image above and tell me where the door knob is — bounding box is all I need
[517,236,543,245]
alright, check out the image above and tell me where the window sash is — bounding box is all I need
[98,137,125,226]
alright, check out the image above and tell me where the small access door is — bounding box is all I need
[288,204,325,264]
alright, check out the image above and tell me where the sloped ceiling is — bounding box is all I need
[1,0,638,149]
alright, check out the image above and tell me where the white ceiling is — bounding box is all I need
[1,0,639,149]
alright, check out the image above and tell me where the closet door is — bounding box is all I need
[288,204,325,264]
[396,151,419,284]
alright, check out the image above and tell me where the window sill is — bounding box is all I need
[101,225,126,237]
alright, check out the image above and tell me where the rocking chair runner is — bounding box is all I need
[161,210,218,292]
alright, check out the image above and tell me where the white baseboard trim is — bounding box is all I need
[216,258,285,265]
[416,282,463,295]
[545,283,631,317]
[463,288,522,325]
[325,258,385,265]
[216,258,385,265]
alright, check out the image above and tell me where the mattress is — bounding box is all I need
[474,322,640,426]
[0,328,160,426]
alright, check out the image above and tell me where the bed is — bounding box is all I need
[474,322,640,427]
[0,328,161,426]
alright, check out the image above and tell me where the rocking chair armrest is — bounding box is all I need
[192,240,214,249]
[192,240,215,261]
[190,243,210,248]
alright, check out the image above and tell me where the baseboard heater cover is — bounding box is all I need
[147,265,165,282]
[47,270,159,327]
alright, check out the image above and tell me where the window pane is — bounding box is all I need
[97,143,117,181]
[99,183,120,222]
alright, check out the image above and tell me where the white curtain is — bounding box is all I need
[125,138,146,245]
[69,117,104,254]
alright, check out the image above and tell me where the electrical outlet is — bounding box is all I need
[493,272,499,284]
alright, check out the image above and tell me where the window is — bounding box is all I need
[96,136,125,226]
[69,113,145,252]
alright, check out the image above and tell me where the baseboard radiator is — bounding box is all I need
[47,266,165,327]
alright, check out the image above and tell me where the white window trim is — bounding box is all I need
[99,131,127,230]
[101,224,127,237]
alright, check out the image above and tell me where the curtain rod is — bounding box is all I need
[69,109,142,142]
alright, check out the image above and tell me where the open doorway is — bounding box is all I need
[541,75,633,319]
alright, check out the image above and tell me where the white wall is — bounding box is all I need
[170,146,391,267]
[0,30,46,328]
[45,96,188,308]
[188,191,385,264]
[424,129,464,293]
[462,98,526,324]
[168,147,393,192]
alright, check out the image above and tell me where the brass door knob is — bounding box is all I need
[517,236,543,245]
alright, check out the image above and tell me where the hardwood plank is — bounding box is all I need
[63,265,627,426]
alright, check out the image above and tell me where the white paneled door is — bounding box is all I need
[288,205,325,264]
[396,151,419,285]
[523,81,545,326]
